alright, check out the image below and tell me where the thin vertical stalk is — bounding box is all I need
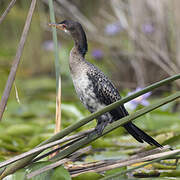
[0,0,37,121]
[48,0,61,159]
[48,0,61,133]
[0,0,37,178]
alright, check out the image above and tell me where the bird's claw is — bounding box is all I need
[87,121,109,139]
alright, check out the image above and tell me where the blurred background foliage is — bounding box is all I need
[0,0,180,179]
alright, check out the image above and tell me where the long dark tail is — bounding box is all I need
[123,122,162,148]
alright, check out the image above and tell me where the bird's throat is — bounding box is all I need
[71,26,88,57]
[75,39,87,57]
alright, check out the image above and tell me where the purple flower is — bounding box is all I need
[142,23,154,34]
[42,40,61,51]
[104,22,123,36]
[92,49,103,60]
[125,87,152,110]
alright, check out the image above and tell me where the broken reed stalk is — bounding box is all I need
[55,78,61,133]
[69,145,170,177]
[0,131,91,168]
[33,136,83,162]
[26,146,91,179]
[29,146,170,178]
[48,0,62,158]
[0,0,16,25]
[0,74,180,179]
[101,150,180,180]
[0,0,37,121]
[48,0,61,133]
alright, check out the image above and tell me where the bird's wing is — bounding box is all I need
[87,64,162,147]
[87,64,128,119]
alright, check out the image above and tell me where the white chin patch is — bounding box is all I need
[64,29,69,33]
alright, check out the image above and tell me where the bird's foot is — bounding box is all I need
[87,129,98,138]
[87,122,107,139]
[95,121,109,135]
[87,120,109,138]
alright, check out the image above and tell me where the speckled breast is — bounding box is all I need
[72,73,105,113]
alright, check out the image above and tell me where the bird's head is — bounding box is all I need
[49,20,82,35]
[49,20,87,56]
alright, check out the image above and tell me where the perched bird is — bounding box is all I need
[49,20,162,147]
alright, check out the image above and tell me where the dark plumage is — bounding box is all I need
[49,20,162,147]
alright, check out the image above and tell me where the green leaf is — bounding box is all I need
[27,163,71,180]
[27,135,47,149]
[12,169,26,180]
[27,161,53,180]
[163,134,180,146]
[6,124,38,136]
[0,142,19,152]
[72,172,103,180]
[91,138,115,148]
[105,167,126,176]
[51,165,71,180]
[160,170,180,177]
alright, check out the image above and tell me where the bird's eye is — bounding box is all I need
[63,25,67,29]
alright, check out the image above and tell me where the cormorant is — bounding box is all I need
[49,20,162,147]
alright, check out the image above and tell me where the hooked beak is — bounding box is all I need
[48,23,66,31]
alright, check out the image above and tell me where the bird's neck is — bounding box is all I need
[74,40,87,57]
[69,27,88,76]
[71,28,88,57]
[69,46,87,77]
